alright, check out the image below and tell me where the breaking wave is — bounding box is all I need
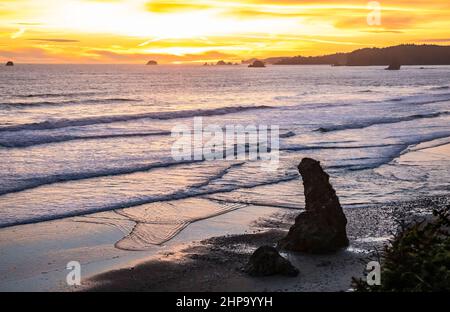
[0,131,171,148]
[0,105,272,132]
[0,97,141,108]
[314,111,449,132]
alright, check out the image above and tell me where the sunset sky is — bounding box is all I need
[1,0,449,64]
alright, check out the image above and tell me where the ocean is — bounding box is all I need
[1,64,449,243]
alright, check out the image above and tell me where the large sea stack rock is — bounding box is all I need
[248,60,265,68]
[245,246,299,277]
[386,60,401,70]
[278,158,349,253]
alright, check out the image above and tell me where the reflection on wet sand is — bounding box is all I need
[74,198,247,250]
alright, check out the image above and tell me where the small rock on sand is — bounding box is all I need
[244,246,299,277]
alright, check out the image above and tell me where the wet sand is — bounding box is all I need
[1,142,449,292]
[83,141,450,292]
[84,196,450,292]
[0,204,282,291]
[1,193,448,292]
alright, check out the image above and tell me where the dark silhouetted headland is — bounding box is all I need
[250,44,450,66]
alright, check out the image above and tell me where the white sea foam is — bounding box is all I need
[1,64,449,240]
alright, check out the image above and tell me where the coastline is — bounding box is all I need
[0,204,283,291]
[0,142,449,292]
[2,194,448,292]
[85,196,449,292]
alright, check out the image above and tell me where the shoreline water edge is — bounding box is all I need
[1,65,450,292]
[0,141,448,291]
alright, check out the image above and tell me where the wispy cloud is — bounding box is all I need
[11,27,26,39]
[16,22,43,26]
[420,38,450,43]
[1,0,449,63]
[27,38,80,43]
[361,30,404,34]
[86,48,236,63]
[145,1,212,13]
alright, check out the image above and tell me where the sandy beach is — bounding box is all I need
[2,0,450,297]
[1,140,448,292]
[1,62,450,293]
[83,196,450,292]
[0,204,282,291]
[0,144,450,291]
[1,193,448,292]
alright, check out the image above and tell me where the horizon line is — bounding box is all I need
[3,43,450,65]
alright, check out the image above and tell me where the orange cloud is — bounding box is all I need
[0,0,449,63]
[85,49,237,63]
[27,38,80,43]
[145,1,212,13]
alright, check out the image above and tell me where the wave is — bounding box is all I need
[0,142,403,197]
[280,91,450,111]
[280,131,296,138]
[0,131,171,148]
[0,141,254,194]
[0,163,252,230]
[15,91,101,98]
[190,162,246,189]
[0,174,298,229]
[281,143,405,152]
[0,159,202,196]
[399,133,450,155]
[430,86,449,91]
[386,92,450,105]
[314,111,450,132]
[0,105,271,132]
[2,132,450,229]
[0,141,274,195]
[208,198,303,211]
[0,97,141,108]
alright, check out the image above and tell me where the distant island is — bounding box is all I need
[248,60,266,68]
[146,60,158,65]
[215,60,239,66]
[202,60,240,66]
[5,61,14,66]
[244,44,450,66]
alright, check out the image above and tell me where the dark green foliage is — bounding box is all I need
[353,206,450,292]
[273,44,450,66]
